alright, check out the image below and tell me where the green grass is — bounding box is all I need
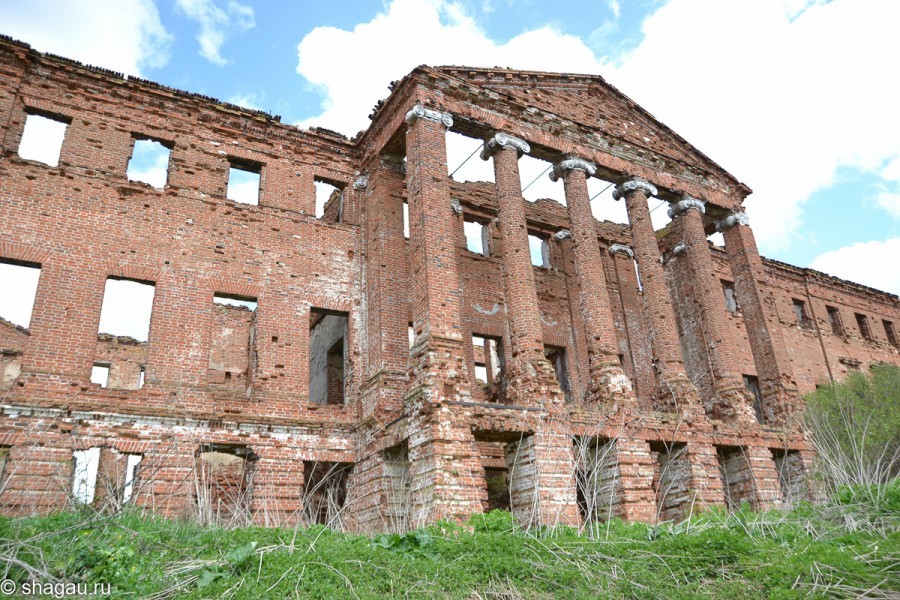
[1,487,898,599]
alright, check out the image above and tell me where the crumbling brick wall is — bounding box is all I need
[0,36,897,530]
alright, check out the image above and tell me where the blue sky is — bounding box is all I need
[1,0,899,299]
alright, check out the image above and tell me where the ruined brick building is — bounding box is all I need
[1,36,898,530]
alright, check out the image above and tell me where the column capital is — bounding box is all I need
[715,211,750,232]
[404,104,453,128]
[612,178,658,201]
[480,132,530,160]
[352,175,368,190]
[608,243,634,259]
[667,195,706,219]
[549,157,596,181]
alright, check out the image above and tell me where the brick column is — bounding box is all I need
[613,179,700,411]
[481,133,561,406]
[669,197,756,423]
[717,212,801,426]
[404,104,485,522]
[551,158,634,406]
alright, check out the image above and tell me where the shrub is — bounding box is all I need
[805,364,900,495]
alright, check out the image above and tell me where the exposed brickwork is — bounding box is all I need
[0,37,898,530]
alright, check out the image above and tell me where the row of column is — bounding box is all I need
[401,103,800,425]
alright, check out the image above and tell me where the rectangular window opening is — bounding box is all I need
[138,366,145,389]
[528,233,550,268]
[196,444,255,527]
[722,280,738,314]
[209,294,258,392]
[402,201,410,239]
[227,160,261,206]
[303,461,353,527]
[519,154,563,204]
[472,334,503,387]
[0,259,41,330]
[464,218,490,256]
[544,344,572,403]
[573,436,617,523]
[91,364,110,388]
[96,278,154,389]
[743,375,763,423]
[72,447,101,504]
[792,299,811,328]
[310,309,348,405]
[18,111,70,167]
[446,130,494,183]
[826,306,843,336]
[122,453,143,503]
[883,320,898,347]
[716,445,753,512]
[127,137,171,188]
[314,178,344,221]
[383,442,411,532]
[855,313,873,341]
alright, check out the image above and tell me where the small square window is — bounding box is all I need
[227,161,261,205]
[18,112,70,166]
[91,364,110,388]
[127,137,171,188]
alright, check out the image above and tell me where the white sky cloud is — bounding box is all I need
[0,0,171,76]
[175,0,255,66]
[296,0,900,260]
[809,238,900,295]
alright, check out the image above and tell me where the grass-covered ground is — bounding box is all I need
[1,484,897,599]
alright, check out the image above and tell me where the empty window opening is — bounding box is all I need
[519,154,562,204]
[227,160,261,205]
[18,112,70,166]
[772,449,806,506]
[464,219,490,256]
[72,447,101,504]
[119,453,143,504]
[826,306,844,336]
[528,234,550,268]
[472,335,503,386]
[98,278,155,342]
[649,441,691,523]
[196,445,255,527]
[402,201,410,239]
[0,260,41,329]
[716,446,755,512]
[743,375,763,423]
[573,436,618,523]
[883,320,898,347]
[544,345,572,403]
[0,446,11,491]
[310,309,348,405]
[383,442,411,532]
[209,294,258,392]
[855,313,873,341]
[484,466,511,512]
[792,299,811,328]
[91,364,110,388]
[722,280,738,314]
[303,461,352,527]
[314,179,343,221]
[138,366,145,389]
[126,137,171,188]
[446,130,494,183]
[408,323,415,348]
